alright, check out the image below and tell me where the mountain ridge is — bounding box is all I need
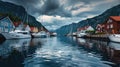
[0,0,47,30]
[56,4,120,35]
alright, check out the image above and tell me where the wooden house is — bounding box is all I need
[77,26,94,33]
[105,16,120,34]
[96,23,106,33]
[96,16,120,34]
[0,16,15,32]
[30,26,39,33]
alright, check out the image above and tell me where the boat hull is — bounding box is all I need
[109,34,120,42]
[77,33,86,38]
[32,33,47,38]
[1,32,31,39]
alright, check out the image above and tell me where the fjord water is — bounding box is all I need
[0,37,120,67]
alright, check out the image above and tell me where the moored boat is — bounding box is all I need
[108,34,120,42]
[32,31,48,38]
[77,32,86,38]
[1,30,31,39]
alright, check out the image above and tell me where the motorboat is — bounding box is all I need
[1,30,31,39]
[108,34,120,42]
[77,32,86,38]
[32,31,48,38]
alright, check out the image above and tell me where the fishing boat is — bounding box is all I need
[1,30,31,39]
[108,34,120,42]
[32,31,48,38]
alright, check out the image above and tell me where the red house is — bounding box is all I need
[96,16,120,34]
[105,16,120,34]
[96,23,106,33]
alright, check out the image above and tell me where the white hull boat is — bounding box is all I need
[1,30,31,39]
[108,34,120,42]
[109,42,120,50]
[77,33,86,38]
[32,31,47,38]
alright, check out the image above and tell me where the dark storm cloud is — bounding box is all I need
[1,0,120,17]
[1,0,120,30]
[2,0,61,16]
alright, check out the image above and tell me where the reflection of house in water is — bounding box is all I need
[108,42,120,64]
[30,38,42,46]
[0,39,31,58]
[0,41,12,58]
[77,38,120,65]
[77,38,86,45]
[77,38,94,49]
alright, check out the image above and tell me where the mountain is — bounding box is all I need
[0,0,46,30]
[56,4,120,35]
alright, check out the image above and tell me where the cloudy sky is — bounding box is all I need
[1,0,120,30]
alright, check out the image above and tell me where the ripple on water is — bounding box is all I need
[23,37,113,67]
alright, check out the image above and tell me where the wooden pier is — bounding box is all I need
[82,34,110,41]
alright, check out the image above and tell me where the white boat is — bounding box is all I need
[108,34,120,42]
[32,31,48,38]
[77,32,86,38]
[1,30,31,39]
[109,42,120,50]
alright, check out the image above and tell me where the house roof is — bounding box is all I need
[110,16,120,21]
[0,16,7,20]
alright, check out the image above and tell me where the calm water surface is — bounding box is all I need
[0,37,120,67]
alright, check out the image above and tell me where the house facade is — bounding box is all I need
[105,16,120,34]
[77,26,94,33]
[96,23,106,33]
[96,16,120,34]
[0,16,15,32]
[30,26,39,33]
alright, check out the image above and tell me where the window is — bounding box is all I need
[110,24,113,28]
[107,25,109,28]
[107,19,112,23]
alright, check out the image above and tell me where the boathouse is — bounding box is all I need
[0,16,15,32]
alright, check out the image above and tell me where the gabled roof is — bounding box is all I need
[0,16,7,20]
[110,16,120,21]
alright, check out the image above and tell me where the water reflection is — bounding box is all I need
[77,38,120,67]
[0,37,120,67]
[23,37,111,67]
[0,38,42,67]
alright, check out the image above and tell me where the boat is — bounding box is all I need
[77,32,86,38]
[1,30,31,39]
[50,32,57,37]
[108,34,120,42]
[32,31,48,38]
[109,42,120,50]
